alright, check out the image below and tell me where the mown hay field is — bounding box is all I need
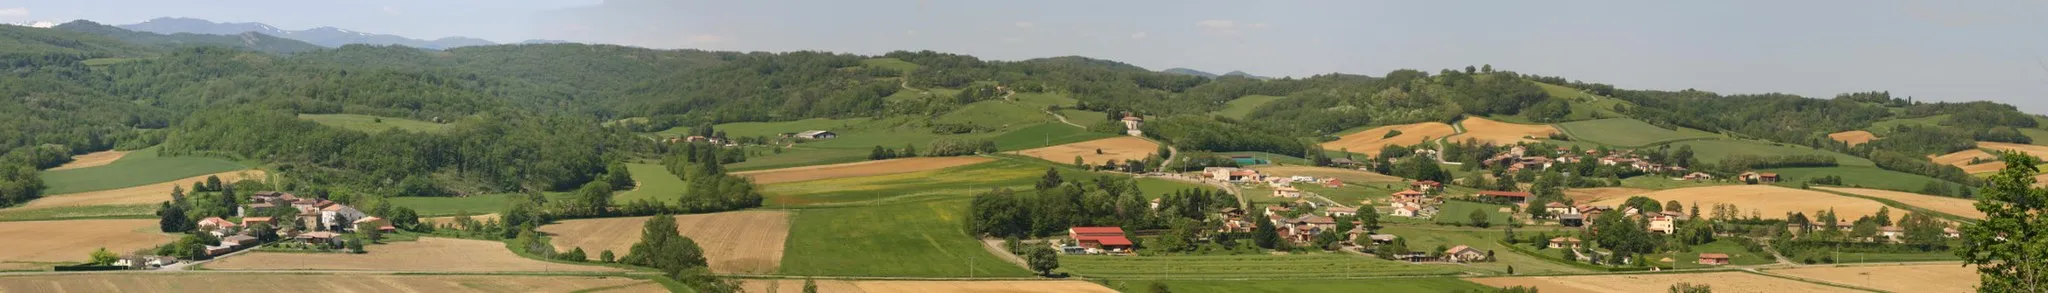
[735,157,993,185]
[1323,122,1458,156]
[1816,187,1985,219]
[1588,185,1892,220]
[47,150,128,171]
[1452,117,1558,144]
[1828,130,1876,146]
[1015,136,1159,165]
[0,219,176,263]
[0,273,656,293]
[1930,149,2002,174]
[38,147,250,195]
[538,211,790,274]
[204,237,624,272]
[14,170,265,210]
[1468,272,1858,293]
[1765,263,1977,293]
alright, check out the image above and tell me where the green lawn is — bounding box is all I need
[990,123,1117,151]
[777,198,1031,277]
[1433,201,1513,226]
[1377,225,1591,275]
[1670,139,1874,167]
[1061,254,1462,279]
[614,163,688,204]
[1763,166,1959,192]
[688,116,1005,171]
[1216,95,1287,120]
[1013,92,1079,110]
[860,58,920,73]
[1134,178,1216,199]
[387,192,573,217]
[298,114,450,133]
[1555,118,1719,147]
[935,100,1051,130]
[1106,278,1494,293]
[39,147,252,195]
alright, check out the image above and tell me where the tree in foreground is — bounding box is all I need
[624,214,733,292]
[1027,245,1060,276]
[87,247,119,266]
[1959,153,2048,292]
[1669,282,1711,293]
[1148,282,1172,293]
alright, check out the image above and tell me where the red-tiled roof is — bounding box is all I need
[1698,253,1730,259]
[1070,227,1126,235]
[1087,236,1134,246]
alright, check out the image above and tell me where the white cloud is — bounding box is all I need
[688,34,729,43]
[1248,22,1269,29]
[1130,32,1148,39]
[1195,19,1235,29]
[1013,21,1034,28]
[0,8,28,17]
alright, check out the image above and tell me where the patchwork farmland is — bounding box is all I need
[1014,136,1159,165]
[735,156,993,184]
[202,237,625,272]
[1323,122,1460,156]
[1452,116,1558,144]
[538,211,791,274]
[0,273,659,293]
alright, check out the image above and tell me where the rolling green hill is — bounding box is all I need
[1671,139,1875,167]
[299,114,451,133]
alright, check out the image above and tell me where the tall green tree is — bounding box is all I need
[1960,153,2048,292]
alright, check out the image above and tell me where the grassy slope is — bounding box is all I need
[1866,114,1948,135]
[1061,109,1110,126]
[757,157,1105,206]
[1433,201,1513,226]
[613,163,688,204]
[1763,166,1957,191]
[2022,128,2048,146]
[1555,118,1718,147]
[1216,95,1287,120]
[1534,82,1630,121]
[935,100,1051,129]
[989,123,1118,151]
[1670,139,1875,167]
[39,147,252,195]
[777,197,1031,277]
[860,58,920,73]
[298,114,450,133]
[1107,278,1493,293]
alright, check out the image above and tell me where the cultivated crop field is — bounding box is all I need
[1828,130,1876,146]
[1930,149,2001,174]
[779,198,1030,277]
[1816,187,1985,219]
[1249,165,1404,183]
[38,148,251,195]
[1672,139,1874,167]
[757,157,1087,206]
[47,150,128,171]
[298,113,451,133]
[989,122,1115,151]
[741,279,1117,293]
[1765,263,1977,293]
[1061,254,1463,279]
[1978,141,2048,160]
[0,219,175,263]
[735,157,993,185]
[1323,122,1459,156]
[1468,272,1859,293]
[0,273,658,293]
[204,237,624,272]
[12,170,266,210]
[1588,185,1892,220]
[537,211,790,274]
[1452,117,1558,145]
[1563,187,1651,202]
[1015,136,1159,165]
[1217,95,1287,120]
[1762,166,1957,193]
[1554,118,1717,147]
[1110,278,1494,293]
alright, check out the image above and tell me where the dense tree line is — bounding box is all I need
[965,168,1227,238]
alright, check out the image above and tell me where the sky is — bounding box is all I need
[4,0,2047,113]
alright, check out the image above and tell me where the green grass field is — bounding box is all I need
[777,198,1031,277]
[1433,201,1513,226]
[2022,128,2048,146]
[1217,95,1287,120]
[990,123,1117,151]
[1060,109,1110,126]
[39,147,252,195]
[1013,92,1079,110]
[1866,114,1948,135]
[1555,118,1719,147]
[1619,175,1732,190]
[613,163,688,204]
[1377,225,1591,275]
[1061,254,1462,279]
[298,114,450,133]
[758,157,1097,206]
[0,204,155,222]
[1763,166,1958,192]
[689,116,1007,171]
[674,118,872,139]
[1670,139,1875,167]
[388,192,573,217]
[935,100,1051,130]
[1106,278,1493,293]
[1134,178,1217,199]
[859,58,920,73]
[725,147,871,172]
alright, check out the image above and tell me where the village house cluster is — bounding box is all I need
[122,192,389,269]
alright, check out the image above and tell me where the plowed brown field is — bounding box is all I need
[1015,136,1159,165]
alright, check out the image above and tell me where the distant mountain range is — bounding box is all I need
[53,20,326,55]
[118,17,499,50]
[1161,68,1271,80]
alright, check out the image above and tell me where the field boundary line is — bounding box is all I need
[1741,269,1887,292]
[1808,188,1978,224]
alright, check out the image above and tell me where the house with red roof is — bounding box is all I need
[1477,190,1532,204]
[1068,227,1135,254]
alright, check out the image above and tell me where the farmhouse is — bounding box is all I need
[1698,253,1731,265]
[1738,172,1781,184]
[1392,204,1423,218]
[1548,237,1582,249]
[197,217,238,235]
[1272,186,1302,198]
[1411,180,1442,191]
[1681,172,1714,181]
[1121,115,1144,136]
[1325,207,1358,218]
[1203,167,1262,182]
[1067,227,1135,254]
[1648,215,1677,234]
[1543,202,1576,218]
[1558,213,1585,227]
[794,130,836,139]
[1389,189,1429,204]
[1477,190,1531,204]
[296,231,342,246]
[354,216,395,233]
[1879,226,1904,241]
[1445,245,1487,262]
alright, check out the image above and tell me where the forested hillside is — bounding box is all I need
[0,22,2043,207]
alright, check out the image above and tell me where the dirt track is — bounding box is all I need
[736,157,991,184]
[1015,136,1159,165]
[538,211,790,274]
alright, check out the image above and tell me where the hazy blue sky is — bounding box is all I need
[5,0,2047,112]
